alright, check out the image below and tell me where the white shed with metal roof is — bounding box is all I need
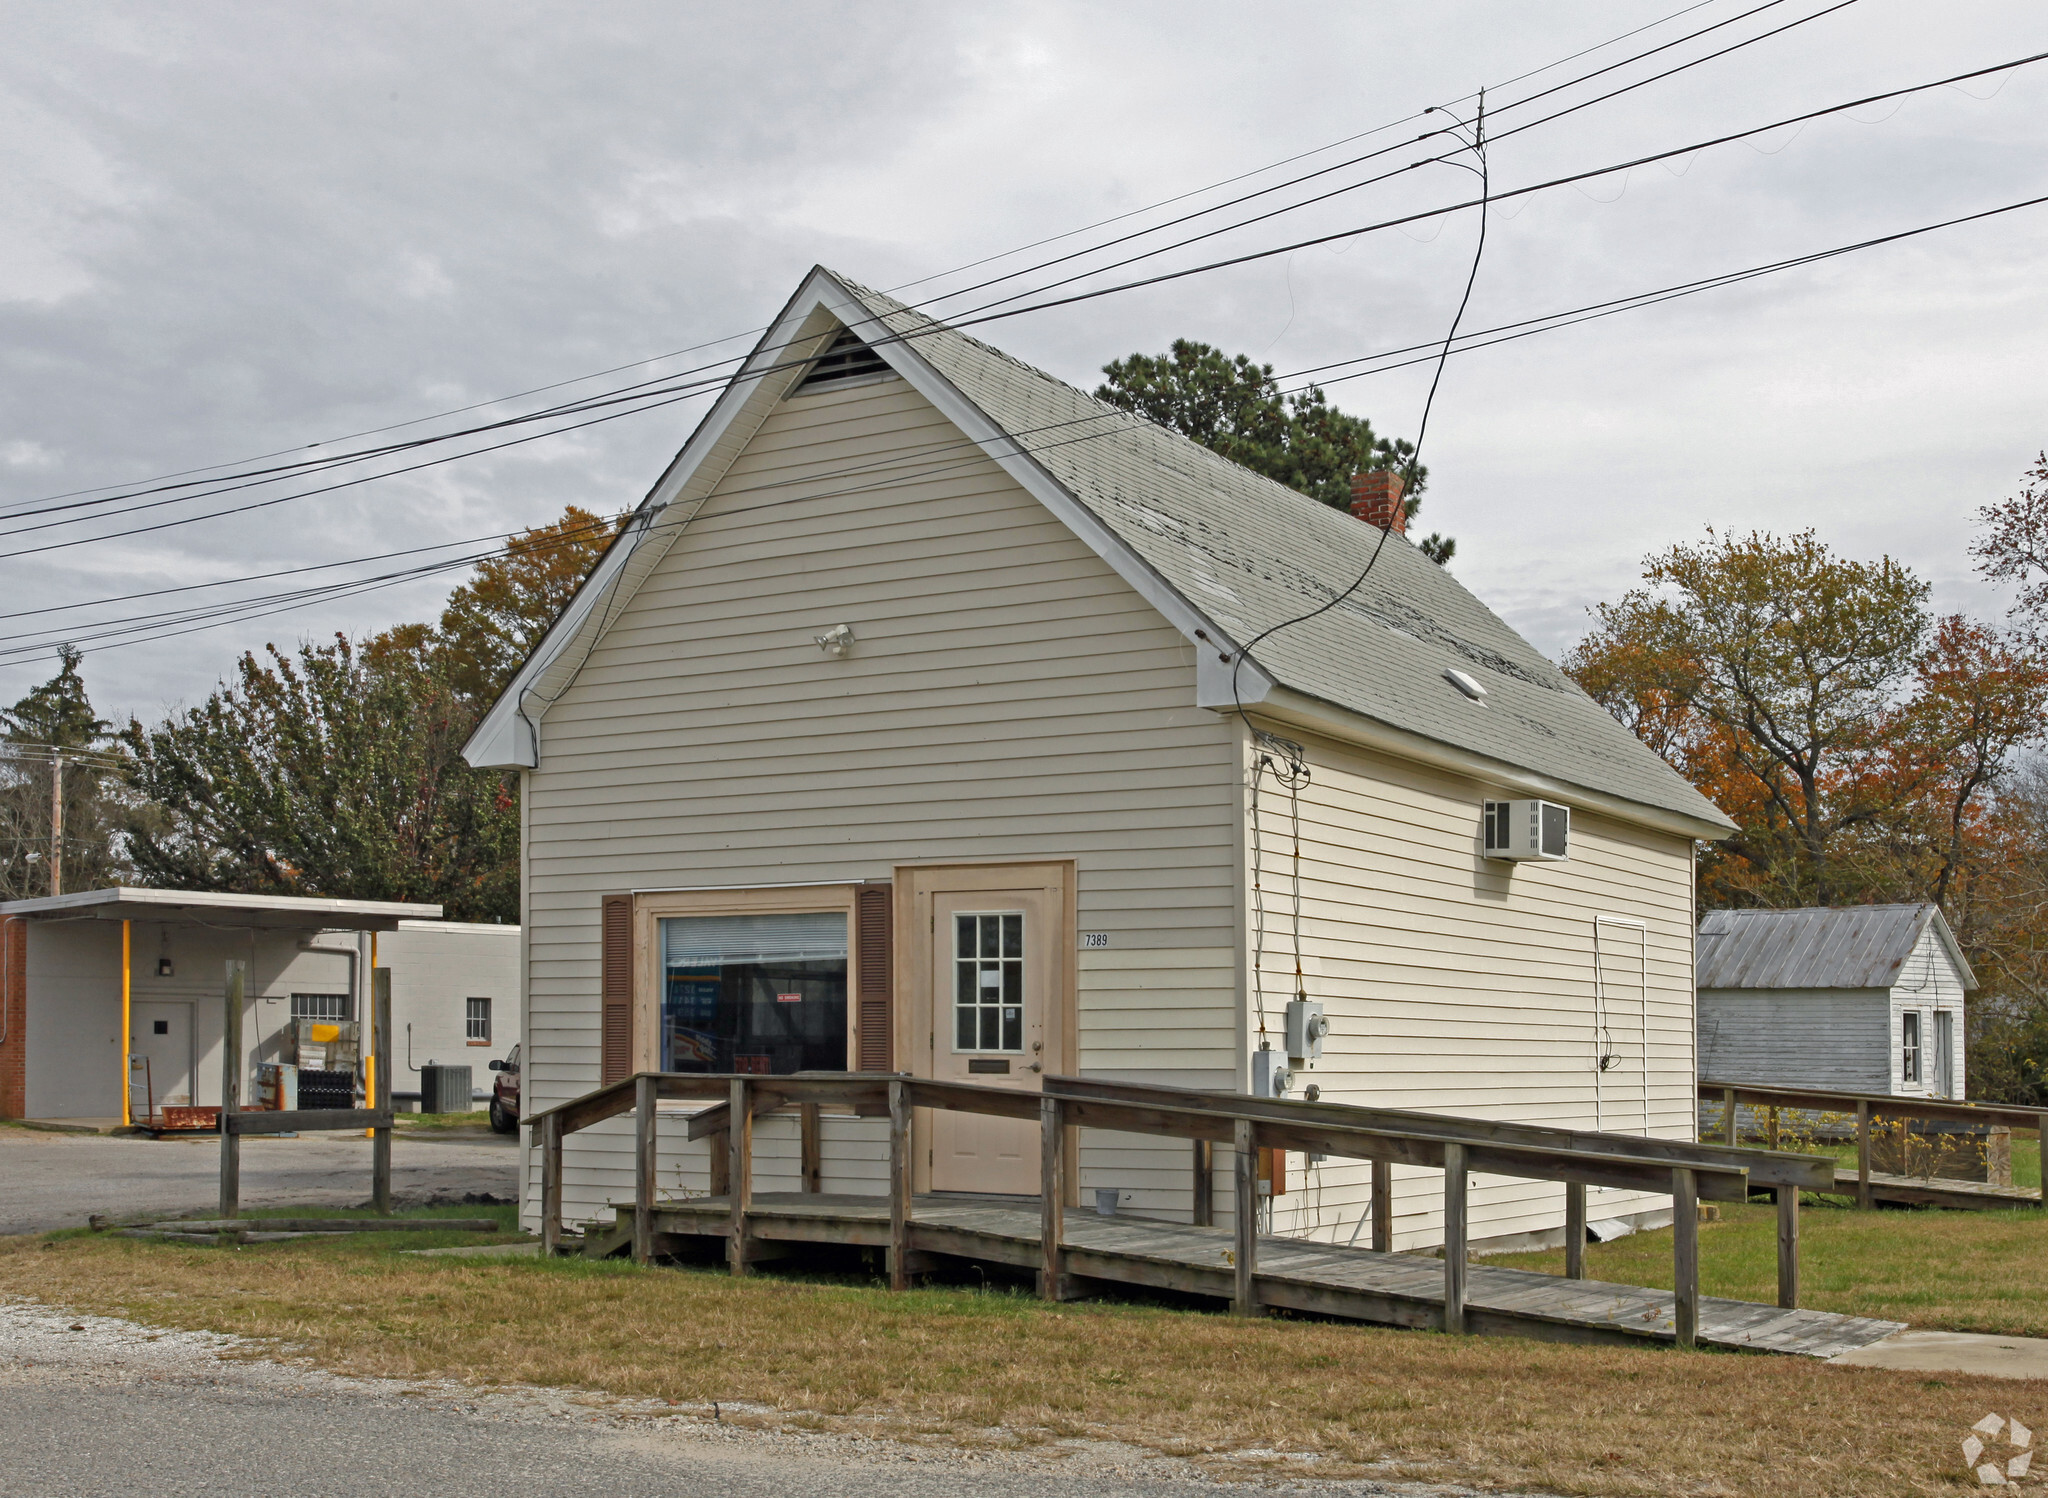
[466,266,1736,1254]
[1696,904,1974,1099]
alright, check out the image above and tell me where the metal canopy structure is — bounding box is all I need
[0,885,439,932]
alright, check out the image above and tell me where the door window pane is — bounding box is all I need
[660,912,848,1074]
[954,911,1024,1053]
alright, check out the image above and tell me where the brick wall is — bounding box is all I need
[0,917,24,1119]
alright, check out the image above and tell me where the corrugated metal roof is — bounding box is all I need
[1696,904,1977,991]
[828,275,1734,832]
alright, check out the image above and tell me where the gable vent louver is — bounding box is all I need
[796,329,895,391]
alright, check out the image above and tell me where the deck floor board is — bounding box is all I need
[637,1192,1900,1357]
[1831,1169,2040,1211]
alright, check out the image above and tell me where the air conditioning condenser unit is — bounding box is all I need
[1482,799,1570,861]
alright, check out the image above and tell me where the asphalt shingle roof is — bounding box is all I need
[834,273,1733,831]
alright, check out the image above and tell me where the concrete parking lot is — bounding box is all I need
[0,1125,520,1233]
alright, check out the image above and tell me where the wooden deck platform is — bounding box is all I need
[1830,1169,2043,1212]
[613,1192,1901,1359]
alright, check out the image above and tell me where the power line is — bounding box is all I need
[0,0,1736,519]
[6,36,2021,570]
[11,175,2048,667]
[930,44,2048,336]
[0,0,1836,542]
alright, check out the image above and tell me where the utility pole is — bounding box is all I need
[48,752,62,898]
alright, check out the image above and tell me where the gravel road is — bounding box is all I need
[0,1302,1510,1498]
[0,1126,519,1233]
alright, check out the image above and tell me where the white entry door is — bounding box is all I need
[130,1002,194,1115]
[923,881,1065,1196]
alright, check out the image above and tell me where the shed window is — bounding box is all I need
[291,993,352,1022]
[466,997,491,1043]
[1901,1011,1921,1084]
[659,912,848,1074]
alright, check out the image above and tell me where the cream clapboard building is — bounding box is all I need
[464,267,1736,1250]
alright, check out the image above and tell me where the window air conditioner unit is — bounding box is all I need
[1483,799,1570,861]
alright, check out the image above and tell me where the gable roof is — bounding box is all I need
[1696,904,1977,992]
[465,266,1733,839]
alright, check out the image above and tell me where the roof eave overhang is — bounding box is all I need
[0,886,439,931]
[1245,682,1738,843]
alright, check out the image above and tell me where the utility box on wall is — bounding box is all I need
[1483,799,1570,862]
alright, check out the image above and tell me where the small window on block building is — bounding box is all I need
[466,997,491,1044]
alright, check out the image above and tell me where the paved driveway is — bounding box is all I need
[0,1303,1481,1498]
[0,1126,520,1233]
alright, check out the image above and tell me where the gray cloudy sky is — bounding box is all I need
[4,1,2045,724]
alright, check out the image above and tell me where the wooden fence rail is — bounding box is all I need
[1699,1080,2047,1213]
[527,1073,1822,1344]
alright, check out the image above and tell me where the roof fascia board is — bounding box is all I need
[808,275,1277,706]
[1251,683,1737,842]
[1922,907,1980,990]
[0,886,441,922]
[463,273,846,769]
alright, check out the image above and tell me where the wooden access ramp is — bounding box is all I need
[1832,1169,2041,1212]
[532,1071,1877,1352]
[602,1191,1901,1358]
[1702,1081,2046,1212]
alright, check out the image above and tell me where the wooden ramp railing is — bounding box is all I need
[529,1073,1832,1347]
[1701,1080,2047,1211]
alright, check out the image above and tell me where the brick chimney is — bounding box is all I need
[1349,470,1406,535]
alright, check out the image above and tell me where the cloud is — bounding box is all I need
[0,0,2043,715]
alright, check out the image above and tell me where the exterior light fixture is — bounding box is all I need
[814,623,855,658]
[156,956,174,977]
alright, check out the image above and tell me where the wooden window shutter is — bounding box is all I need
[855,884,894,1072]
[600,894,633,1084]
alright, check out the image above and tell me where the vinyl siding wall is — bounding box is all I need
[1244,726,1701,1250]
[522,375,1240,1230]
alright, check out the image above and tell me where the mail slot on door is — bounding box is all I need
[968,1058,1011,1075]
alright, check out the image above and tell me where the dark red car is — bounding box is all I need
[488,1044,520,1133]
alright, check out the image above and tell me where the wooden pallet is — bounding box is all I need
[611,1192,1900,1359]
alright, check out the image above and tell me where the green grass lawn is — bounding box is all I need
[393,1109,495,1129]
[1493,1193,2048,1336]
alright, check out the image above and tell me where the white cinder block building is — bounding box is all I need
[0,887,518,1123]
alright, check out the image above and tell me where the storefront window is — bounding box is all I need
[660,912,848,1074]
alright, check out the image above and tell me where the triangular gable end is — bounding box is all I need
[462,266,1273,770]
[464,267,1732,843]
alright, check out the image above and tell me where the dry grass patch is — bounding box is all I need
[1495,1197,2048,1338]
[0,1228,2035,1497]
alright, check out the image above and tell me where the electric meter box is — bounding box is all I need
[1482,799,1570,862]
[1284,999,1327,1063]
[1251,1048,1291,1098]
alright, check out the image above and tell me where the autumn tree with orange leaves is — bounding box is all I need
[1569,521,2048,1100]
[122,505,621,922]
